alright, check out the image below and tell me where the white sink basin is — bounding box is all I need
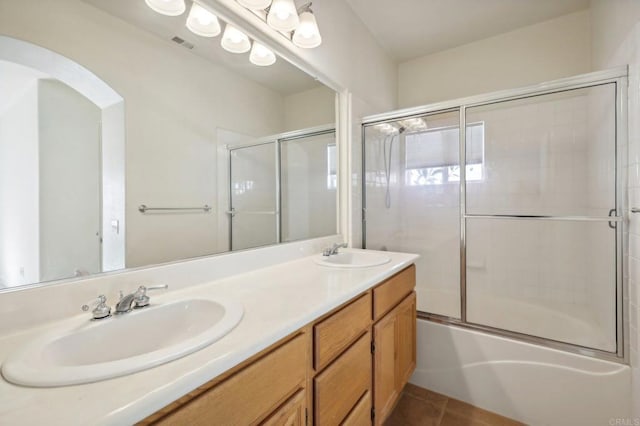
[2,297,243,387]
[314,250,391,268]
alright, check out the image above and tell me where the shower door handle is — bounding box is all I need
[608,208,617,229]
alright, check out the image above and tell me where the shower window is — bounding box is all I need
[404,123,484,186]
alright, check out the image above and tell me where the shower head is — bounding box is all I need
[373,122,406,136]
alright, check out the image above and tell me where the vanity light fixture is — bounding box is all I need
[235,0,322,49]
[186,2,221,37]
[238,0,272,10]
[250,42,276,66]
[267,0,299,32]
[147,0,281,66]
[145,0,186,16]
[292,6,321,48]
[221,24,252,53]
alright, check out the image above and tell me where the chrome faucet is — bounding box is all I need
[81,295,111,320]
[323,242,348,256]
[115,285,168,314]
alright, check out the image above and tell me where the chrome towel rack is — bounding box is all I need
[138,204,212,213]
[632,208,640,213]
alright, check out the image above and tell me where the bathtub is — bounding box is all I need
[411,320,631,425]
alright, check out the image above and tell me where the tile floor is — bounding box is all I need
[384,384,524,426]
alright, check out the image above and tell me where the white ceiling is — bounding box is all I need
[345,0,591,62]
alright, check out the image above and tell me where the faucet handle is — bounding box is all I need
[81,295,111,320]
[134,284,168,308]
[323,242,348,256]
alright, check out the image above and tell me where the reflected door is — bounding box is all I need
[229,143,278,251]
[38,80,102,282]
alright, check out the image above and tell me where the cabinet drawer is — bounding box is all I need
[314,293,372,370]
[314,331,371,425]
[155,333,307,426]
[342,391,372,426]
[373,265,415,320]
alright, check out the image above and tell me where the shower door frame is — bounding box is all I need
[361,67,628,363]
[228,125,336,250]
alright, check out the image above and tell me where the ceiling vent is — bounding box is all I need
[171,36,194,50]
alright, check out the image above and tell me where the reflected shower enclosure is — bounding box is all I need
[228,128,337,251]
[363,77,624,358]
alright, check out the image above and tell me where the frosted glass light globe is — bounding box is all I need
[250,42,276,66]
[145,0,186,16]
[186,3,221,37]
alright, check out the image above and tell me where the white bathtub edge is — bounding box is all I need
[411,319,631,425]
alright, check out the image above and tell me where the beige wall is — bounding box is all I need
[397,10,591,107]
[590,0,640,419]
[211,0,397,113]
[283,86,335,131]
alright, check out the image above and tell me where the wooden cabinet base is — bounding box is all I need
[142,265,417,426]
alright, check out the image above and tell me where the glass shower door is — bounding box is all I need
[280,131,337,242]
[229,142,278,251]
[464,84,618,352]
[363,111,461,318]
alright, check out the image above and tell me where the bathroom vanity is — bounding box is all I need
[142,265,416,426]
[0,247,418,425]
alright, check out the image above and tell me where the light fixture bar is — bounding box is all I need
[238,0,272,10]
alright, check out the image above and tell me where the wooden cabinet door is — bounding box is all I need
[342,391,372,426]
[373,310,398,424]
[396,292,416,388]
[373,292,417,425]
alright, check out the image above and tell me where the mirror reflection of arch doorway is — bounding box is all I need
[0,36,125,289]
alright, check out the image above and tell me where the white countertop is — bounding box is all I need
[0,249,418,425]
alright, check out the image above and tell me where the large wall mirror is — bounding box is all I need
[0,0,337,291]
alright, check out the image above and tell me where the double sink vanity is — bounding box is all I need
[0,246,418,425]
